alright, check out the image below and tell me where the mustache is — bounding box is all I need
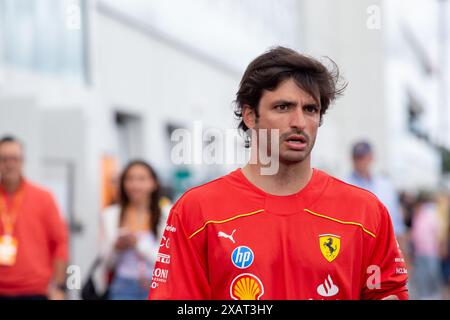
[279,130,310,143]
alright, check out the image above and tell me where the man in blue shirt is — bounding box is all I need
[346,141,407,239]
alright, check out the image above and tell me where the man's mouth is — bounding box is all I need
[284,134,308,151]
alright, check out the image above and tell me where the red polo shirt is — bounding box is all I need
[0,180,68,296]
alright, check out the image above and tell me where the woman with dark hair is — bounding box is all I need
[100,160,164,300]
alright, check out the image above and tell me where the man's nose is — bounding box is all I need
[289,107,306,130]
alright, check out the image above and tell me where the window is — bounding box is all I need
[0,0,88,84]
[407,90,428,141]
[115,111,143,166]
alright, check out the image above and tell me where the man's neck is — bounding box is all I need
[354,170,371,181]
[0,178,22,195]
[242,158,313,196]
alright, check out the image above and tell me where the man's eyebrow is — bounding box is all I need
[271,99,297,106]
[304,102,321,109]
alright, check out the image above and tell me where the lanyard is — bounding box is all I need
[0,186,24,236]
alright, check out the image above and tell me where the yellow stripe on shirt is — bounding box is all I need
[188,209,264,239]
[304,208,376,238]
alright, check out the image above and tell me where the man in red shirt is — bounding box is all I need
[149,47,408,300]
[0,136,68,300]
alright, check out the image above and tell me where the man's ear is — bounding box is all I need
[242,104,257,129]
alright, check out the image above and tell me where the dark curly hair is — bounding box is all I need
[234,46,346,141]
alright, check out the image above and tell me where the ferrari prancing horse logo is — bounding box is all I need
[319,234,341,262]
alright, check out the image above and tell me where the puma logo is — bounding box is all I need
[218,229,236,243]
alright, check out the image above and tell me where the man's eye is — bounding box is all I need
[275,104,289,111]
[305,105,319,113]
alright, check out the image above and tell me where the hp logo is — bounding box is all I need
[231,246,254,269]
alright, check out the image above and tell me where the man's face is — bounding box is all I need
[353,152,374,174]
[0,142,24,184]
[245,78,321,164]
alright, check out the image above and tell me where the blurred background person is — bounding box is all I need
[410,191,445,299]
[399,191,417,272]
[346,141,408,254]
[442,219,450,299]
[399,191,416,233]
[438,192,450,299]
[0,136,68,300]
[99,160,165,300]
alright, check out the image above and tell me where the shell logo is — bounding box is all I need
[230,273,264,300]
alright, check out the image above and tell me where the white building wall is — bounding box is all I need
[92,6,242,183]
[302,0,388,180]
[303,0,443,190]
[384,0,442,190]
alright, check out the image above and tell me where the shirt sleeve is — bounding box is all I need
[99,208,119,270]
[135,234,159,264]
[360,203,409,300]
[45,193,69,263]
[148,206,211,300]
